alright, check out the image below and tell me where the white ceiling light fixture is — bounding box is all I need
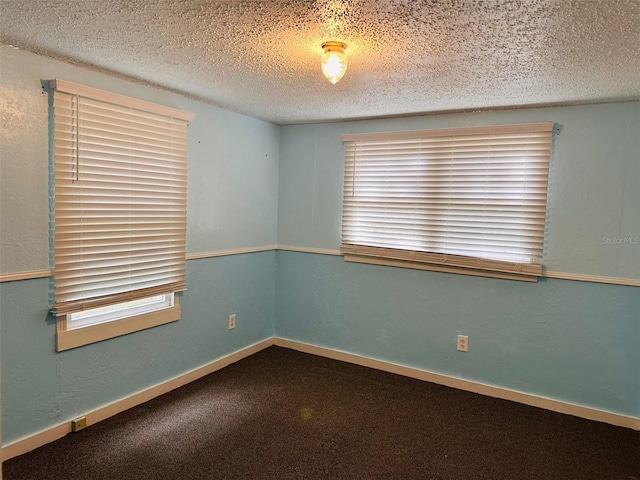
[321,41,347,84]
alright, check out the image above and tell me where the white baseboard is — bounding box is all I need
[274,337,640,431]
[4,335,638,462]
[1,337,274,461]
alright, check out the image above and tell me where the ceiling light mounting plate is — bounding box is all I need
[322,41,346,53]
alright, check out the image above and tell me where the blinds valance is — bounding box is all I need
[51,79,193,316]
[341,122,554,281]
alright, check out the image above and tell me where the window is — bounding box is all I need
[51,79,193,351]
[67,294,174,330]
[341,123,554,281]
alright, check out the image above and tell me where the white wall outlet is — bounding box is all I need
[228,314,236,330]
[457,335,468,352]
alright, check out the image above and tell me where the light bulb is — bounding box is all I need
[321,42,347,84]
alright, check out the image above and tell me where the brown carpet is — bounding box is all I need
[3,346,639,480]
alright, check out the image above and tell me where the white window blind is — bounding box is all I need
[341,123,554,280]
[51,79,193,316]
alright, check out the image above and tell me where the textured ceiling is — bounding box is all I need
[1,0,639,124]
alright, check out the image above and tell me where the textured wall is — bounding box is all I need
[0,48,50,274]
[277,102,640,279]
[186,99,279,253]
[276,251,639,417]
[0,46,279,445]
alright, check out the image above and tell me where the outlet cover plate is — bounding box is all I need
[457,335,469,352]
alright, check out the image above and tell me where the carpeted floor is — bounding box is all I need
[3,346,639,480]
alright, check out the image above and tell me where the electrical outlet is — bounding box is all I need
[457,335,469,352]
[71,416,87,432]
[228,314,236,330]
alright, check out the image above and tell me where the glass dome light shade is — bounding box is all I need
[321,42,347,84]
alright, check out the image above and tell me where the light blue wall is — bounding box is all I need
[276,251,639,416]
[1,252,276,444]
[276,103,640,418]
[278,103,640,279]
[0,46,278,445]
[187,102,279,253]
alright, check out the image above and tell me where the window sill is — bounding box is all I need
[56,297,181,351]
[343,254,540,282]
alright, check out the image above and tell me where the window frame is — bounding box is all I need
[340,122,555,282]
[57,295,181,351]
